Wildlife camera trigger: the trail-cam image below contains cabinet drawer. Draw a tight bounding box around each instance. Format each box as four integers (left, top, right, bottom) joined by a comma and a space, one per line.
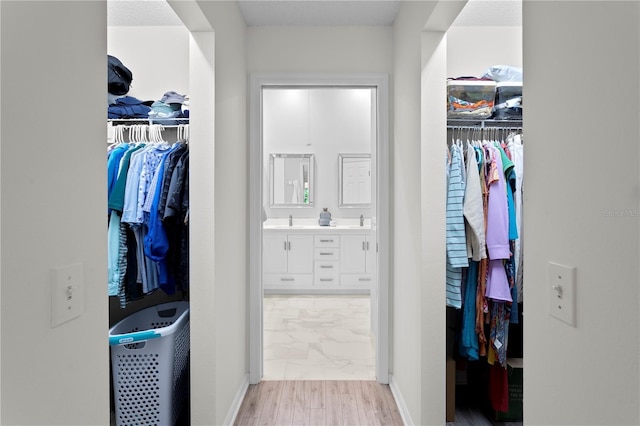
314, 248, 339, 261
263, 274, 313, 286
314, 235, 339, 248
340, 274, 374, 287
314, 261, 340, 285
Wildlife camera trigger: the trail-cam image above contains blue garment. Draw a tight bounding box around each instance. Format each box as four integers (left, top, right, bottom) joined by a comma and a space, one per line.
107, 212, 121, 296
460, 260, 480, 360
108, 96, 151, 119
497, 144, 518, 240
138, 144, 173, 225
144, 145, 183, 295
446, 145, 468, 266
107, 145, 129, 202
446, 144, 468, 308
121, 146, 149, 224
144, 148, 176, 262
108, 144, 144, 213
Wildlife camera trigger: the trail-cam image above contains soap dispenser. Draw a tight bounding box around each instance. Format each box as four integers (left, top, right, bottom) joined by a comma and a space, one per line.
318, 208, 332, 226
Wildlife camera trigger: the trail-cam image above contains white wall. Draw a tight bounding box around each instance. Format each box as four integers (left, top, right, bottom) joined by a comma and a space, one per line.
391, 2, 444, 425
446, 26, 522, 78
263, 88, 373, 219
247, 26, 393, 74
523, 2, 639, 424
0, 2, 109, 424
108, 26, 189, 102
195, 2, 248, 425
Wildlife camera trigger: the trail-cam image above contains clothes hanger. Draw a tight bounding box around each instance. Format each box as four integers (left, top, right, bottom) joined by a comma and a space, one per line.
113, 125, 125, 145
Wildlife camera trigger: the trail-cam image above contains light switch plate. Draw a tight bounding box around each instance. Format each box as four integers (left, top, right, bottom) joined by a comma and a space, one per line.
51, 263, 83, 327
548, 262, 576, 327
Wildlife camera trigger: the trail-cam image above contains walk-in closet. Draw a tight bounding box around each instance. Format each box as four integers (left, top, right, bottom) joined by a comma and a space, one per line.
445, 2, 524, 424
107, 5, 192, 425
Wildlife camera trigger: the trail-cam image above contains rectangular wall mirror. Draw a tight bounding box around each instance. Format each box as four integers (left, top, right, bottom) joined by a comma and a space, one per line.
270, 153, 314, 207
339, 153, 372, 207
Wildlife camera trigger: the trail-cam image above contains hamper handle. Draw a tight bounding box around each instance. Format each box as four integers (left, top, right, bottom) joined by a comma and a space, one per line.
109, 329, 163, 346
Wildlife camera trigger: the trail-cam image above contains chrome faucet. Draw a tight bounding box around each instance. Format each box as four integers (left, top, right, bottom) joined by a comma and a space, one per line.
360, 215, 364, 227
289, 214, 293, 227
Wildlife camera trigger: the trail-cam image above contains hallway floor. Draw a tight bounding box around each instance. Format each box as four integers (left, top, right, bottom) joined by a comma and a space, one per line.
263, 295, 375, 380
234, 380, 403, 426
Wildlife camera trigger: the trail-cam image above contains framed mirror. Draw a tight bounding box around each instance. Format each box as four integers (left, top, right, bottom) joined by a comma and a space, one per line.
269, 153, 314, 207
339, 153, 372, 207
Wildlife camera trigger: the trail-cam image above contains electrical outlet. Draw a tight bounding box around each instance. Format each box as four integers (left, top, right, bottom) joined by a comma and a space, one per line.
51, 263, 83, 327
548, 262, 576, 327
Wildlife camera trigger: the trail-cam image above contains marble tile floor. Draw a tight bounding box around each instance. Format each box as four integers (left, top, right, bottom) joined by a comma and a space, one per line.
263, 295, 376, 381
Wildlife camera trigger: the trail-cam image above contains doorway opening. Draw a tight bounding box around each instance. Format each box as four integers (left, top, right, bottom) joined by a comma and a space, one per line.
249, 75, 390, 384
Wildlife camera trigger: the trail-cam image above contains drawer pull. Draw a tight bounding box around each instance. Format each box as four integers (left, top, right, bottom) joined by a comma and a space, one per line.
319, 239, 334, 243
281, 277, 295, 282
320, 252, 333, 256
358, 278, 372, 282
320, 278, 334, 282
320, 265, 333, 269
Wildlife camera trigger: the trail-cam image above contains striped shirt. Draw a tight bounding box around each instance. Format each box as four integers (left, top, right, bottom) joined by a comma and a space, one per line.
446, 144, 469, 308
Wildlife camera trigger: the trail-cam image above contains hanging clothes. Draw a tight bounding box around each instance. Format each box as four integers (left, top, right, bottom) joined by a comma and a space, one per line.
446, 127, 523, 357
106, 125, 190, 307
508, 134, 524, 303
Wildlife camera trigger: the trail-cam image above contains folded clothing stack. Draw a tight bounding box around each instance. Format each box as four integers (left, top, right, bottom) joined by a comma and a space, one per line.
108, 96, 152, 119
148, 91, 189, 125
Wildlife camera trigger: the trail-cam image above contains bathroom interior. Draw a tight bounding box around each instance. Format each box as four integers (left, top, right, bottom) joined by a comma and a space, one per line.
260, 86, 379, 380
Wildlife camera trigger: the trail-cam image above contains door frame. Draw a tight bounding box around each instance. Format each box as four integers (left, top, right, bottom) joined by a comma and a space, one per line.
248, 73, 390, 384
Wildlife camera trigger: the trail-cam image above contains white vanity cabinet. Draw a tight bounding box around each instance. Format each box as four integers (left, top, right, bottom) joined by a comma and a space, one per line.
263, 227, 374, 293
262, 233, 314, 286
339, 234, 376, 287
313, 235, 340, 286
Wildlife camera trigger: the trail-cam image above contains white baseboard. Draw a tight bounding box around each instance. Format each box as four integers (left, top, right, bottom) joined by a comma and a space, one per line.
223, 373, 250, 426
389, 374, 413, 426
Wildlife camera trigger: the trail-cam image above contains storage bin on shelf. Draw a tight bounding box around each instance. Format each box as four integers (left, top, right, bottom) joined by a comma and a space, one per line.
109, 301, 190, 426
492, 81, 523, 120
447, 79, 496, 119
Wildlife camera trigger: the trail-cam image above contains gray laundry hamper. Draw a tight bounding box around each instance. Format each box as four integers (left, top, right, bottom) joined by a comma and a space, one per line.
109, 301, 190, 426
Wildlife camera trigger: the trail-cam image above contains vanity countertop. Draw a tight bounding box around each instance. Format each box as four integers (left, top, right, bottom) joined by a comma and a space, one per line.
263, 224, 371, 232
263, 219, 372, 232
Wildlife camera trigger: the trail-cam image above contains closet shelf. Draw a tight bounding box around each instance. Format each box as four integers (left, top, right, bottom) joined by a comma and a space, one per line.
108, 118, 189, 127
447, 118, 522, 129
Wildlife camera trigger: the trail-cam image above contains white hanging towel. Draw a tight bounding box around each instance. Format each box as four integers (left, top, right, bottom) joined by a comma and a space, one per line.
291, 180, 300, 203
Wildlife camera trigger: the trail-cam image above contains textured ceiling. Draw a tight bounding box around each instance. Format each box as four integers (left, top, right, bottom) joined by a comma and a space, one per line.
107, 0, 521, 27
237, 1, 401, 26
107, 0, 184, 26
453, 0, 521, 26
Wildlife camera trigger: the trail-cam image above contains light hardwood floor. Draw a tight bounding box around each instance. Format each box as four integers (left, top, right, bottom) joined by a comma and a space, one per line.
234, 380, 404, 426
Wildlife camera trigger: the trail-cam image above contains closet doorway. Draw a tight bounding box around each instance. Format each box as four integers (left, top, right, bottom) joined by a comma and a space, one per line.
249, 75, 390, 384
444, 2, 524, 423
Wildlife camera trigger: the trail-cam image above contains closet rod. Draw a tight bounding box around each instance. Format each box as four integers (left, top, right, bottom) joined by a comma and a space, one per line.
447, 118, 522, 126
108, 118, 189, 122
109, 125, 189, 130
447, 125, 522, 131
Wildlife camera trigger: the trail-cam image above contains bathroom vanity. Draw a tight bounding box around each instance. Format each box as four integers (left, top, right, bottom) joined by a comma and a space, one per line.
262, 223, 375, 294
